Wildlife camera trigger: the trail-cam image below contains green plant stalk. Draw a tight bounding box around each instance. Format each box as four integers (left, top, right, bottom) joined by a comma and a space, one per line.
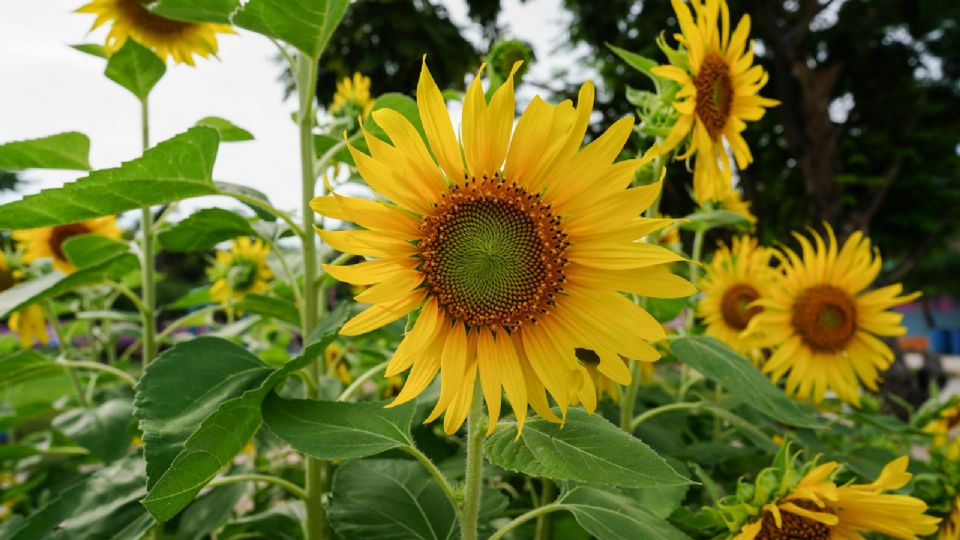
46, 302, 88, 408
139, 97, 157, 366
207, 473, 308, 500
461, 382, 485, 540
58, 359, 138, 388
400, 445, 461, 518
337, 360, 389, 402
488, 503, 567, 540
534, 479, 556, 540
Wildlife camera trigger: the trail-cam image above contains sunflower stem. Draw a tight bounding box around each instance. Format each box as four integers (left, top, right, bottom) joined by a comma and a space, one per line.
139, 97, 157, 367
534, 479, 556, 540
488, 503, 567, 540
207, 473, 307, 500
461, 381, 485, 540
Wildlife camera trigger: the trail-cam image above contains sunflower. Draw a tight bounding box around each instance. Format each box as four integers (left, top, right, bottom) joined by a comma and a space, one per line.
207, 237, 273, 306
731, 456, 939, 539
311, 59, 695, 435
698, 236, 776, 361
651, 0, 778, 204
1, 252, 51, 347
573, 349, 623, 404
330, 73, 376, 120
745, 226, 919, 404
13, 217, 122, 274
923, 399, 960, 447
716, 186, 757, 225
76, 0, 234, 66
942, 497, 960, 540
324, 341, 353, 385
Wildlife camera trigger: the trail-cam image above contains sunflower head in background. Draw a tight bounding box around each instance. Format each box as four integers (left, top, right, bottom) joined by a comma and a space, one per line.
76, 0, 234, 66
324, 341, 354, 386
716, 187, 757, 225
0, 251, 50, 348
920, 396, 960, 448
698, 235, 776, 362
311, 58, 696, 435
208, 237, 273, 306
651, 0, 778, 204
13, 216, 122, 274
330, 73, 376, 121
745, 225, 919, 405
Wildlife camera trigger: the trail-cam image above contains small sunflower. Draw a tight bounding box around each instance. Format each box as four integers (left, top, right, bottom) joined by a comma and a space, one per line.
207, 237, 273, 306
1, 253, 50, 347
312, 59, 695, 435
76, 0, 234, 66
698, 236, 776, 361
651, 0, 778, 203
942, 497, 960, 540
745, 226, 919, 404
330, 73, 375, 120
324, 341, 353, 385
923, 398, 960, 447
731, 456, 939, 539
716, 187, 757, 225
13, 217, 122, 273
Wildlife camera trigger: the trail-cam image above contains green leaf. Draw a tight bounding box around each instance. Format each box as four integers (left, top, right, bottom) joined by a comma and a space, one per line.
195, 116, 254, 142
328, 459, 458, 540
645, 297, 688, 323
314, 133, 354, 166
105, 39, 166, 100
7, 456, 155, 540
0, 253, 139, 318
262, 396, 415, 460
215, 181, 277, 222
220, 502, 304, 540
670, 337, 821, 428
0, 127, 219, 229
169, 483, 247, 540
680, 209, 751, 232
562, 486, 691, 540
71, 43, 108, 58
158, 208, 256, 252
63, 234, 130, 268
0, 350, 62, 390
365, 93, 426, 143
235, 294, 301, 327
233, 0, 349, 58
607, 44, 658, 78
0, 132, 91, 171
485, 408, 690, 488
149, 0, 239, 23
53, 398, 133, 462
168, 287, 212, 309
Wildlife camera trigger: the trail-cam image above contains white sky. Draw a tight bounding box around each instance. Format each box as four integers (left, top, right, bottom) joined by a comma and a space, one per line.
0, 1, 589, 224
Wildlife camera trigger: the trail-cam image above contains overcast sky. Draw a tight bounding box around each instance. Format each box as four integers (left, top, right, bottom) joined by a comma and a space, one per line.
0, 1, 589, 224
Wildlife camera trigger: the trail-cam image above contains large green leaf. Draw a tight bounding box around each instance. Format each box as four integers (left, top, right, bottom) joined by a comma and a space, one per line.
328, 459, 457, 540
158, 208, 256, 252
262, 396, 415, 460
235, 294, 301, 327
7, 456, 154, 540
0, 252, 139, 318
233, 0, 349, 58
215, 181, 277, 222
607, 44, 658, 81
0, 350, 61, 390
169, 483, 247, 540
195, 117, 254, 142
53, 398, 134, 463
0, 132, 91, 171
670, 337, 821, 428
0, 127, 220, 229
561, 486, 691, 540
149, 0, 239, 23
105, 39, 166, 101
63, 234, 130, 269
484, 409, 690, 488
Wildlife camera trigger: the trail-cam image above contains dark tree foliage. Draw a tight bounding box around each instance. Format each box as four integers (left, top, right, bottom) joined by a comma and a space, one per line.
556, 0, 960, 296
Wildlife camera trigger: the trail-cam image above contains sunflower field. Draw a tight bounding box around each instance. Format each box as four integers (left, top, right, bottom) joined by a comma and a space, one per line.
2, 1, 960, 539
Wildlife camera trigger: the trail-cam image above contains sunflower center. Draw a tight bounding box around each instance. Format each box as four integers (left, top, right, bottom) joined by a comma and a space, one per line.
694, 52, 734, 139
755, 503, 831, 539
226, 258, 259, 292
48, 223, 92, 261
419, 175, 568, 331
720, 283, 762, 330
0, 266, 14, 293
791, 285, 858, 352
121, 0, 195, 34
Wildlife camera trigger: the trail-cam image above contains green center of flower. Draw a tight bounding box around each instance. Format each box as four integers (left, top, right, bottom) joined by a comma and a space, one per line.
124, 0, 195, 34
791, 284, 858, 353
720, 283, 762, 330
49, 223, 92, 261
755, 502, 832, 540
419, 176, 568, 331
694, 52, 734, 140
226, 258, 259, 292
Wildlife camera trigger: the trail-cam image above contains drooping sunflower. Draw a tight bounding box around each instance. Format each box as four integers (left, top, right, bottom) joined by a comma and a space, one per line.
76, 0, 234, 66
1, 252, 50, 347
207, 237, 273, 306
923, 399, 960, 447
330, 73, 376, 120
312, 59, 695, 435
745, 226, 919, 404
698, 236, 777, 361
731, 456, 940, 539
13, 217, 123, 273
651, 0, 778, 204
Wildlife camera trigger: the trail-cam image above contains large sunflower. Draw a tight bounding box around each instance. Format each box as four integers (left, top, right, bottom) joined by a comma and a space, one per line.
732, 456, 940, 539
330, 73, 376, 120
312, 59, 695, 434
76, 0, 234, 66
745, 226, 918, 404
698, 235, 776, 361
651, 0, 778, 204
13, 217, 122, 274
207, 237, 273, 306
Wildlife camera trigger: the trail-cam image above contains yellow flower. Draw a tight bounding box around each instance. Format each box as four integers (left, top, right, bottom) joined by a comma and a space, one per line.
76, 0, 234, 66
13, 217, 122, 273
330, 73, 375, 120
651, 0, 778, 203
734, 456, 939, 539
924, 400, 960, 447
745, 226, 919, 404
311, 59, 695, 435
698, 236, 776, 361
572, 349, 623, 404
324, 342, 353, 385
208, 237, 273, 306
382, 375, 404, 399
716, 187, 757, 225
942, 497, 960, 540
9, 305, 50, 348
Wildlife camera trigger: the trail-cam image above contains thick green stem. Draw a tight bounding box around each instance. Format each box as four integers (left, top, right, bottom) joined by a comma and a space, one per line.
489, 503, 567, 540
139, 98, 157, 366
400, 445, 461, 518
207, 473, 308, 500
534, 479, 556, 540
58, 359, 138, 388
337, 360, 389, 402
461, 383, 485, 540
